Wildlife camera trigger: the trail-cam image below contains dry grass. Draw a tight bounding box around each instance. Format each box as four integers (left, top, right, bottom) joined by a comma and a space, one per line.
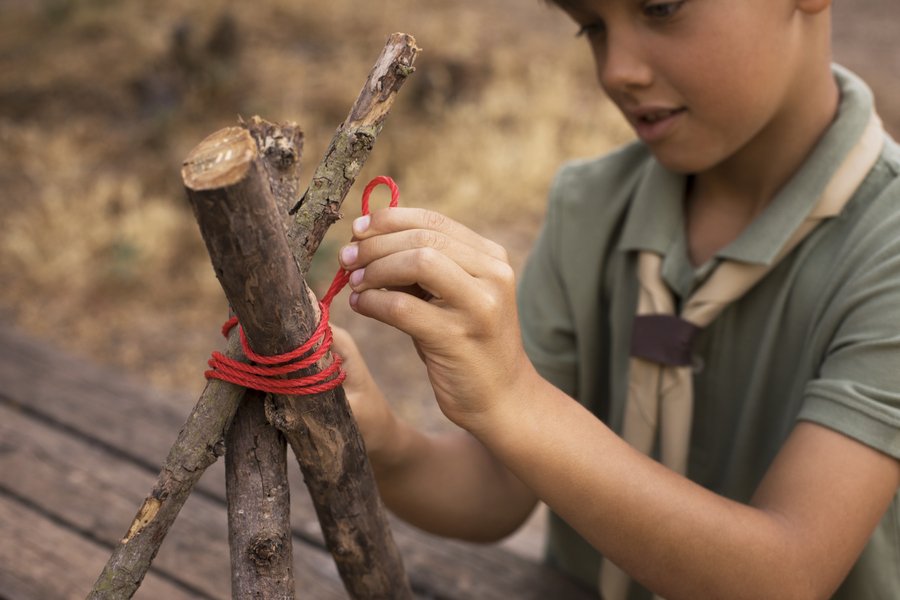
0, 0, 630, 409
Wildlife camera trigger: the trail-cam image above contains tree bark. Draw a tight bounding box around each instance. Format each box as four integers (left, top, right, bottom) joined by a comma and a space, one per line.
184, 126, 411, 599
87, 32, 419, 600
287, 32, 420, 274
226, 394, 294, 598
87, 344, 244, 600
224, 116, 303, 600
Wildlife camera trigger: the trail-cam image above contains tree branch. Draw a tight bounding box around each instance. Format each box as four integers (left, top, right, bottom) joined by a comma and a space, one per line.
224, 116, 304, 600
226, 393, 294, 598
287, 32, 420, 274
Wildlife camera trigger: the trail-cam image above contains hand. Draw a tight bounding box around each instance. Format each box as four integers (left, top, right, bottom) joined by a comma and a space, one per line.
330, 325, 404, 468
333, 325, 538, 539
338, 208, 537, 433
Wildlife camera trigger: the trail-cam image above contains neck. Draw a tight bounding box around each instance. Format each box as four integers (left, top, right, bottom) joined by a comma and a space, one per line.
685, 61, 839, 266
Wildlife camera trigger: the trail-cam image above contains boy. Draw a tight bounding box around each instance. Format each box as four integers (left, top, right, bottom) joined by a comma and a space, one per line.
333, 0, 900, 597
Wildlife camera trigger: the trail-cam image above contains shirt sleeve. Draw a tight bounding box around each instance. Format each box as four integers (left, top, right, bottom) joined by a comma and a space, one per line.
799, 183, 900, 459
517, 170, 580, 399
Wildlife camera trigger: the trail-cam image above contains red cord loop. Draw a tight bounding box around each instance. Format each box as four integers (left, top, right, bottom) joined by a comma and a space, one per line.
205, 176, 400, 395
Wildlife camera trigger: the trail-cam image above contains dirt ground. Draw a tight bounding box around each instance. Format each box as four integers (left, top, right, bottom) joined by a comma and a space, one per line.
1, 0, 898, 559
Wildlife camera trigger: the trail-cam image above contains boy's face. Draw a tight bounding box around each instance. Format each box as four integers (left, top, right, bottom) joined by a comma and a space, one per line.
558, 0, 819, 174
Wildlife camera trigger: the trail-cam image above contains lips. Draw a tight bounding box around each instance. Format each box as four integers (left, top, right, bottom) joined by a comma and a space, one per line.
637, 108, 684, 124
626, 106, 686, 143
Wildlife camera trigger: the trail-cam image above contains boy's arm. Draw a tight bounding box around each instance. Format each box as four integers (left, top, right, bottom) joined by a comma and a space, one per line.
373, 426, 538, 541
332, 327, 538, 542
342, 207, 900, 600
487, 377, 899, 600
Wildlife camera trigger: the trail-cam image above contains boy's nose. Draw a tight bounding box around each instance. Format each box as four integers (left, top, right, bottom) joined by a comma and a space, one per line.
597, 33, 654, 92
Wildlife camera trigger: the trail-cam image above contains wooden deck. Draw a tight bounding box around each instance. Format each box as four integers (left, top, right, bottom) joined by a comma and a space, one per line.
0, 326, 594, 600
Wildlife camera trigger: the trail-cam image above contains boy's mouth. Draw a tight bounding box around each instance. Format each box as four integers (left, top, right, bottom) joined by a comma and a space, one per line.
636, 108, 685, 124
629, 106, 686, 143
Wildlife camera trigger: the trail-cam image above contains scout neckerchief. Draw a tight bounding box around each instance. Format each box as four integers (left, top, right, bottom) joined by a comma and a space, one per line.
600, 112, 885, 600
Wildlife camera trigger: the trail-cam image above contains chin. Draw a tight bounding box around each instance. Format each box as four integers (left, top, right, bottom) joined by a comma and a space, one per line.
648, 149, 706, 175
645, 139, 727, 175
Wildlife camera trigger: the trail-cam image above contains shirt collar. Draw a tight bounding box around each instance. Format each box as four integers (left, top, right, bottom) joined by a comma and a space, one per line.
617, 64, 876, 267
617, 158, 685, 256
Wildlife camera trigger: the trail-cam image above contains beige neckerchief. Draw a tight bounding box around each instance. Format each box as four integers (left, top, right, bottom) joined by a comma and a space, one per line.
600, 113, 885, 600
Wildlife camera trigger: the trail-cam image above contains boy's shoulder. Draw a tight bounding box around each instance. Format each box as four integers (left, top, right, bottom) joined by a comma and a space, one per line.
854, 132, 900, 217
840, 133, 900, 253
538, 143, 657, 269
881, 133, 900, 176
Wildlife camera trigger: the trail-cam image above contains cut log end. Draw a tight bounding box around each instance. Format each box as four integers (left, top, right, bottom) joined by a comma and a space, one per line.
182, 126, 257, 190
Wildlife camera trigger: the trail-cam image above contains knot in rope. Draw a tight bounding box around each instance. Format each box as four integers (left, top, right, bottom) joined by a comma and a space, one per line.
205, 175, 400, 395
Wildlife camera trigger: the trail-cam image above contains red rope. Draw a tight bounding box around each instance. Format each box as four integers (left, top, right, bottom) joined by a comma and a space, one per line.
205, 176, 400, 395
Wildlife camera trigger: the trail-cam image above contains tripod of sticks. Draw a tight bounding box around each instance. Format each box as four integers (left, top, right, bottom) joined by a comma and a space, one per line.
88, 33, 420, 600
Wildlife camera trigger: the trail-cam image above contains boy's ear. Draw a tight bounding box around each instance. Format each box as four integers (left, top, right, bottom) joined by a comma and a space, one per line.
795, 0, 831, 15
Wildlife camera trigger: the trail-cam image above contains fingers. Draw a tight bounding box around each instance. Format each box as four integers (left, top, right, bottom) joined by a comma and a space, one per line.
348, 247, 478, 305
336, 206, 517, 354
350, 286, 455, 344
342, 227, 503, 282
331, 325, 389, 413
338, 208, 513, 309
348, 255, 516, 347
351, 207, 509, 264
330, 326, 368, 383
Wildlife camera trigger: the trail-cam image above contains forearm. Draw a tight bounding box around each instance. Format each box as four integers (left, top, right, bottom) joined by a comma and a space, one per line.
474, 371, 891, 600
371, 420, 538, 542
510, 413, 794, 599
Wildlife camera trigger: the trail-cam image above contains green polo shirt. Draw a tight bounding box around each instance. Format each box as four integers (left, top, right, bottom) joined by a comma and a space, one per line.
518, 65, 900, 598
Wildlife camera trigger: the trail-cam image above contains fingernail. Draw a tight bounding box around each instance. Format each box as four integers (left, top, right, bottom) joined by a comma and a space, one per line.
349, 292, 360, 309
353, 215, 370, 235
349, 268, 365, 287
340, 244, 358, 266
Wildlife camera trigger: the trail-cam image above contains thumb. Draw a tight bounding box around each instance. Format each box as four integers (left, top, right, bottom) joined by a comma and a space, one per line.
331, 325, 377, 393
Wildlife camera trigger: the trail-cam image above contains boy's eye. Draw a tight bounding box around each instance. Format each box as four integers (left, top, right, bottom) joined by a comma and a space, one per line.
642, 1, 685, 19
576, 21, 606, 39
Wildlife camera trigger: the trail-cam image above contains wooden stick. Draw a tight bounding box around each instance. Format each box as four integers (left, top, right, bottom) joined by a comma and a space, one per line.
184, 126, 411, 598
87, 33, 419, 599
87, 347, 244, 599
226, 393, 294, 598
89, 122, 303, 600
225, 117, 303, 599
287, 32, 420, 274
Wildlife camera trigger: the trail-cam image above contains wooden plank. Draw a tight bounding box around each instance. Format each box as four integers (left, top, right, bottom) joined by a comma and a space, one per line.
0, 494, 195, 600
0, 327, 595, 599
0, 327, 194, 474
0, 403, 345, 599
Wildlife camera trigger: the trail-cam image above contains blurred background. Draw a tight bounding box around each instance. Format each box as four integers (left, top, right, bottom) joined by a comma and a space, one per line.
0, 0, 897, 458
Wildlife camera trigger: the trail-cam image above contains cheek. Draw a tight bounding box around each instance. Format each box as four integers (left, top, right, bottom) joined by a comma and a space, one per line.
669, 39, 783, 130
661, 8, 790, 113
